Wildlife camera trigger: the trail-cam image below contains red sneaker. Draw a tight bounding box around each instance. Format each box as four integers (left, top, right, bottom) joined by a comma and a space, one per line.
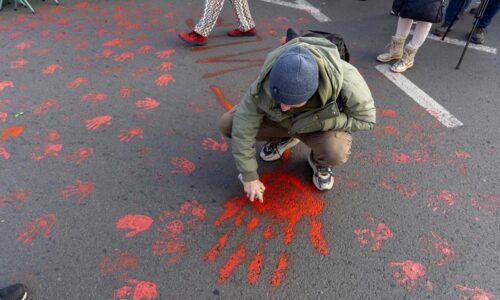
178, 31, 208, 46
227, 28, 257, 37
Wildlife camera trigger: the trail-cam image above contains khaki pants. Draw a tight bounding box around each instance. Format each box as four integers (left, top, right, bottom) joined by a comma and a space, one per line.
218, 107, 352, 167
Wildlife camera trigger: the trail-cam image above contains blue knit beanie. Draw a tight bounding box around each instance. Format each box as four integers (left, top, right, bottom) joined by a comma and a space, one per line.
269, 45, 319, 105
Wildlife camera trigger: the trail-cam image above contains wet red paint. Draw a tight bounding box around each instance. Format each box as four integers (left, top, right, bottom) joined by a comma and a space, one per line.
426, 190, 456, 214
389, 260, 432, 291
470, 193, 500, 213
116, 214, 154, 238
270, 252, 288, 287
210, 85, 234, 111
382, 174, 417, 199
202, 137, 228, 152
16, 214, 57, 245
0, 189, 32, 208
135, 97, 160, 110
61, 180, 95, 203
62, 147, 94, 164
99, 250, 138, 274
0, 126, 24, 143
354, 218, 393, 251
170, 157, 196, 174
86, 115, 112, 131
0, 112, 6, 123
455, 284, 496, 300
205, 169, 328, 286
115, 279, 157, 300
421, 231, 456, 266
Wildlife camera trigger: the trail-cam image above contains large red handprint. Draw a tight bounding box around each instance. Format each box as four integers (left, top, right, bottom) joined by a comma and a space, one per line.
115, 279, 157, 300
205, 169, 328, 286
16, 214, 57, 245
61, 180, 95, 203
116, 215, 154, 238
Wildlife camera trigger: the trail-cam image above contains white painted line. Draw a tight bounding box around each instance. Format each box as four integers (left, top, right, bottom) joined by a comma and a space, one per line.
410, 30, 497, 54
258, 0, 332, 22
375, 64, 463, 128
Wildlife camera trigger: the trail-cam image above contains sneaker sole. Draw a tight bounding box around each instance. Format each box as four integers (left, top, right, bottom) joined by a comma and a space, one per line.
260, 138, 300, 162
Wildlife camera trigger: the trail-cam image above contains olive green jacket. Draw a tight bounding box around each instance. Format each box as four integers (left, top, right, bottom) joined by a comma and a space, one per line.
232, 37, 376, 181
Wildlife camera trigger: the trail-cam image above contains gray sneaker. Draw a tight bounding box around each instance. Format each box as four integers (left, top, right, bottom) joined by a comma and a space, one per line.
260, 137, 300, 161
308, 153, 334, 191
471, 27, 486, 44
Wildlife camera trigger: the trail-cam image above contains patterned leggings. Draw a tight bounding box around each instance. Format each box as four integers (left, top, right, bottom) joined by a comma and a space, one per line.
194, 0, 255, 37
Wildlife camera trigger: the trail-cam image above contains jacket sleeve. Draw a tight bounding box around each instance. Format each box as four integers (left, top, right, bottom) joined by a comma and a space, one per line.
324, 62, 376, 132
231, 82, 266, 182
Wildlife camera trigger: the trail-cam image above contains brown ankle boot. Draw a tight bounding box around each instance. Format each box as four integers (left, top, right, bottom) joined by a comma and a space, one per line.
390, 45, 418, 73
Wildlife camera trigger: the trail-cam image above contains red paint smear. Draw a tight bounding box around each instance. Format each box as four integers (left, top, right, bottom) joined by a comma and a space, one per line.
455, 285, 496, 300
392, 152, 411, 164
16, 214, 57, 245
32, 99, 61, 115
384, 126, 399, 138
247, 241, 265, 284
155, 74, 175, 87
99, 250, 138, 273
0, 189, 32, 208
191, 36, 263, 52
0, 126, 24, 143
234, 210, 246, 226
158, 219, 184, 239
202, 137, 228, 152
61, 180, 95, 203
382, 109, 397, 118
421, 231, 455, 266
179, 200, 207, 219
245, 217, 259, 235
204, 227, 234, 262
203, 63, 262, 79
217, 242, 246, 283
135, 97, 160, 110
170, 156, 196, 174
214, 197, 246, 227
309, 218, 328, 254
115, 279, 157, 300
61, 147, 93, 164
210, 85, 234, 111
85, 115, 112, 131
382, 174, 417, 199
42, 64, 63, 74
0, 146, 11, 159
66, 77, 87, 89
156, 49, 175, 59
196, 47, 271, 63
426, 190, 456, 214
152, 239, 186, 263
116, 214, 154, 238
389, 260, 430, 291
470, 193, 500, 213
270, 252, 288, 287
118, 127, 144, 143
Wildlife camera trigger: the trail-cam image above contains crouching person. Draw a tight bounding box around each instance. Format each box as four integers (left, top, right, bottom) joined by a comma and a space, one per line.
219, 36, 376, 202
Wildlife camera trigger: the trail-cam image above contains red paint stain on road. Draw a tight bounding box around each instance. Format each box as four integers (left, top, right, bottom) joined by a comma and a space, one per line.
114, 52, 135, 62
426, 190, 457, 214
270, 252, 288, 287
31, 143, 63, 161
420, 231, 456, 266
86, 115, 112, 131
61, 180, 95, 203
0, 126, 24, 143
354, 218, 393, 251
81, 92, 108, 104
11, 58, 29, 69
118, 128, 144, 143
170, 157, 196, 174
61, 147, 94, 164
210, 85, 234, 111
16, 214, 57, 245
158, 62, 174, 72
154, 74, 175, 87
455, 284, 496, 300
389, 260, 432, 291
156, 49, 175, 59
32, 99, 61, 115
202, 137, 228, 152
382, 109, 397, 118
115, 279, 157, 300
382, 174, 417, 199
0, 146, 11, 159
135, 97, 160, 110
99, 250, 138, 274
218, 242, 246, 283
116, 215, 154, 238
119, 86, 133, 98
42, 64, 63, 74
470, 193, 500, 213
0, 189, 32, 208
66, 77, 88, 89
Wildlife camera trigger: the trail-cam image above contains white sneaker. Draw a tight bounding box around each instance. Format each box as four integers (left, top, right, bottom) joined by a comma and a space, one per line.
260, 137, 300, 161
308, 153, 334, 191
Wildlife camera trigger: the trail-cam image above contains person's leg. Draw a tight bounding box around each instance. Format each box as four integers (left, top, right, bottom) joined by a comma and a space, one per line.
391, 21, 432, 73
408, 21, 433, 49
478, 0, 500, 28
394, 17, 414, 39
376, 17, 412, 63
194, 0, 226, 37
444, 0, 472, 24
229, 0, 255, 32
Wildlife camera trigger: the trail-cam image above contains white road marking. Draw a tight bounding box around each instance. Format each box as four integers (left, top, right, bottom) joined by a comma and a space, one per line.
258, 0, 332, 22
375, 64, 464, 128
410, 30, 497, 54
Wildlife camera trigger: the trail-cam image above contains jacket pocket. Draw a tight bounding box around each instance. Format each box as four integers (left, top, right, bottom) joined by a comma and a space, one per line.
290, 101, 340, 134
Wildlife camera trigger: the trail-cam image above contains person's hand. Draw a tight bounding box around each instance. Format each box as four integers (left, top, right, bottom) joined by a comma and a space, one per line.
243, 180, 266, 203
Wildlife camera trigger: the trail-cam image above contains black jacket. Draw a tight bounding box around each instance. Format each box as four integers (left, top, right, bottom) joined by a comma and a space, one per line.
392, 0, 445, 23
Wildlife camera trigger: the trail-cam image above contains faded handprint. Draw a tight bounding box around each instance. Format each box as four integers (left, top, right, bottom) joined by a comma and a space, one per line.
116, 215, 154, 238
31, 143, 63, 161
61, 180, 95, 203
202, 137, 228, 152
156, 49, 175, 59
382, 174, 417, 199
0, 189, 32, 208
426, 190, 457, 214
99, 249, 138, 274
86, 115, 112, 131
119, 86, 133, 98
114, 52, 135, 62
137, 45, 153, 54
15, 40, 34, 49
66, 77, 88, 89
388, 260, 432, 291
114, 279, 157, 300
0, 145, 11, 159
470, 193, 500, 213
118, 128, 143, 143
42, 64, 63, 74
158, 62, 174, 72
152, 239, 186, 264
354, 217, 393, 251
154, 74, 175, 87
135, 97, 160, 110
16, 214, 57, 245
32, 99, 61, 115
95, 49, 114, 58
205, 170, 328, 286
420, 231, 456, 266
455, 285, 496, 300
61, 147, 94, 164
170, 157, 196, 174
80, 92, 108, 104
131, 67, 150, 77
0, 81, 15, 92
11, 58, 29, 69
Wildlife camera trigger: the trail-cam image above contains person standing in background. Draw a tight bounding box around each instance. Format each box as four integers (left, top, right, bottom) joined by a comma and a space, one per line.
178, 0, 256, 46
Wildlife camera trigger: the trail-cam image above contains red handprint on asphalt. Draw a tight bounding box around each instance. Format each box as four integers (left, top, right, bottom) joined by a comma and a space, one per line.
95, 49, 114, 58
80, 92, 108, 104
114, 52, 135, 62
16, 214, 57, 245
137, 45, 153, 54
382, 174, 417, 199
116, 215, 154, 238
354, 217, 393, 251
99, 249, 138, 274
32, 99, 61, 115
0, 145, 11, 159
425, 190, 457, 214
11, 58, 29, 69
135, 97, 160, 110
0, 189, 32, 208
119, 86, 133, 98
420, 231, 456, 266
66, 77, 88, 89
15, 40, 34, 49
42, 64, 63, 74
114, 279, 157, 300
86, 115, 112, 131
31, 143, 63, 161
204, 170, 328, 286
156, 49, 175, 59
61, 147, 94, 164
202, 137, 228, 152
158, 62, 174, 72
154, 74, 175, 87
388, 260, 432, 291
455, 284, 496, 300
118, 127, 144, 143
61, 180, 95, 203
0, 81, 15, 92
170, 157, 196, 174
